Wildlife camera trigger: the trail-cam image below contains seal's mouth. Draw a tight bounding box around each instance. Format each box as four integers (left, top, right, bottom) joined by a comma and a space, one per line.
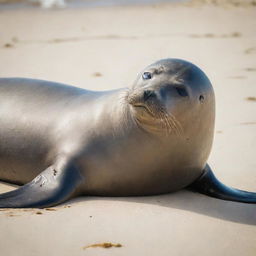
132, 103, 154, 117
132, 103, 145, 109
128, 91, 183, 136
128, 94, 154, 116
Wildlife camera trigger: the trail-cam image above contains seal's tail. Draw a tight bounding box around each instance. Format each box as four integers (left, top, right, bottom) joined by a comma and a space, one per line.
189, 164, 256, 204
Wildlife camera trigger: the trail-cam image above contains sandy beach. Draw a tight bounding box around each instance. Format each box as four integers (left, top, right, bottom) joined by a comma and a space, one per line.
0, 1, 256, 255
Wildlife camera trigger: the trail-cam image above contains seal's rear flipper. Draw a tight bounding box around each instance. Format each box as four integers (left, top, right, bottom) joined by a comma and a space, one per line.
0, 164, 82, 208
189, 164, 256, 204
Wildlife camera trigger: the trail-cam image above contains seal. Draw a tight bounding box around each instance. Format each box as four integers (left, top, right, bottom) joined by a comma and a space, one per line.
0, 58, 255, 208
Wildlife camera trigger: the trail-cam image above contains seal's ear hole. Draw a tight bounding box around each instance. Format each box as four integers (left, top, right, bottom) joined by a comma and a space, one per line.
199, 95, 204, 103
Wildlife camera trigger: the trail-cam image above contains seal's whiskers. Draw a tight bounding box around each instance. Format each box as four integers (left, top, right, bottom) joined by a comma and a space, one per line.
156, 106, 183, 137
167, 113, 183, 136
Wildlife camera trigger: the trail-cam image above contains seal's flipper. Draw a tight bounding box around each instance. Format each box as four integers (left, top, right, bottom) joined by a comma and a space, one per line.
0, 164, 82, 208
189, 164, 256, 203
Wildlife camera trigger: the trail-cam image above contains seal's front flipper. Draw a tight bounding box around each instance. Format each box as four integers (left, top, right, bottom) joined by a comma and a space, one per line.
189, 164, 256, 204
0, 164, 82, 208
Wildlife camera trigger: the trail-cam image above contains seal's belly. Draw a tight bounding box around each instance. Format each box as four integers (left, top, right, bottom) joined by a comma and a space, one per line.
84, 162, 201, 196
79, 145, 202, 196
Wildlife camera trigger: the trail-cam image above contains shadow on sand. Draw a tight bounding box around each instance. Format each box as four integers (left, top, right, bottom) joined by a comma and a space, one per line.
69, 190, 256, 225
1, 181, 255, 225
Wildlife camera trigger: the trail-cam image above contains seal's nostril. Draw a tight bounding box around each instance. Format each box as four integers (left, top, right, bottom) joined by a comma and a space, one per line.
143, 90, 155, 101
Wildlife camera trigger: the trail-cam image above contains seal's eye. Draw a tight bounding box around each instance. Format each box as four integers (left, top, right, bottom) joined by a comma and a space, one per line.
175, 86, 188, 97
142, 72, 152, 80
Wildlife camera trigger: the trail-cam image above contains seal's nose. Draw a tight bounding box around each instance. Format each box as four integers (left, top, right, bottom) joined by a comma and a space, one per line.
128, 89, 156, 106
143, 90, 155, 101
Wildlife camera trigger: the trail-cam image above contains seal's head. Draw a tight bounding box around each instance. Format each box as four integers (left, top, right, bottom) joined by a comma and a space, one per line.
128, 58, 215, 138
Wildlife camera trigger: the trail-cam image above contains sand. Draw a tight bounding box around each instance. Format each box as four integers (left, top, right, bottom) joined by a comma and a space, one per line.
0, 2, 256, 256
